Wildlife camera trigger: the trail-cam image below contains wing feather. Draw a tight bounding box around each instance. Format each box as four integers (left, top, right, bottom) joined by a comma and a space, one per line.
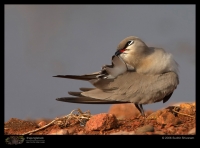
81, 71, 179, 104
56, 97, 129, 104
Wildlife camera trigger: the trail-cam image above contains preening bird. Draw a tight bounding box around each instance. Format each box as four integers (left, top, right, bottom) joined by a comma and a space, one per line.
53, 36, 179, 117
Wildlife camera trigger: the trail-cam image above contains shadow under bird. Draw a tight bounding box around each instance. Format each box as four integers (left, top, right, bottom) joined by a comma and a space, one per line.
53, 36, 179, 117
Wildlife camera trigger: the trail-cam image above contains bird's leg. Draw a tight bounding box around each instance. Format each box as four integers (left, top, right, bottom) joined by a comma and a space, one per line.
135, 104, 146, 118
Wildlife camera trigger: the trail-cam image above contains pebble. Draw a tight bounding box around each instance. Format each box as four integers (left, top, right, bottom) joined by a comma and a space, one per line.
48, 129, 69, 135
108, 104, 140, 119
180, 103, 193, 109
135, 125, 154, 134
67, 127, 76, 134
110, 130, 135, 135
156, 112, 180, 125
133, 121, 140, 126
147, 110, 163, 120
167, 126, 175, 134
85, 113, 118, 131
188, 127, 195, 135
77, 131, 86, 135
154, 131, 166, 135
179, 103, 195, 115
37, 121, 47, 127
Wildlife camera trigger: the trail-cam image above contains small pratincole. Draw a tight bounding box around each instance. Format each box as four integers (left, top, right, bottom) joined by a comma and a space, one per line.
53, 36, 179, 117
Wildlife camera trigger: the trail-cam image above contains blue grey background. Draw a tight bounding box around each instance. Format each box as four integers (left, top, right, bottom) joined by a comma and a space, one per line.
5, 5, 195, 121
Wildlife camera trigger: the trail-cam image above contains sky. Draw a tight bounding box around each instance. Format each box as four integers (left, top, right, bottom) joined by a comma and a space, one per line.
5, 5, 195, 122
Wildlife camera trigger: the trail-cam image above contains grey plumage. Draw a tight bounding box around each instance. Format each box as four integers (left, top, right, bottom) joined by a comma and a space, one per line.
56, 97, 129, 104
53, 36, 179, 116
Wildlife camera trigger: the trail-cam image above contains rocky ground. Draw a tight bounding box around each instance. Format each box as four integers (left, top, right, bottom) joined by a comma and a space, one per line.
4, 102, 196, 135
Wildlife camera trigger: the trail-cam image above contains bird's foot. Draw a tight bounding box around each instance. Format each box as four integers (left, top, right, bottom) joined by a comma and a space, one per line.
136, 113, 146, 119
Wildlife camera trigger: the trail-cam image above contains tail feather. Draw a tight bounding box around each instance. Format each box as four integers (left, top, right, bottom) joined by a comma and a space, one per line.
163, 92, 173, 103
68, 91, 82, 96
53, 74, 98, 81
56, 97, 129, 104
79, 87, 95, 91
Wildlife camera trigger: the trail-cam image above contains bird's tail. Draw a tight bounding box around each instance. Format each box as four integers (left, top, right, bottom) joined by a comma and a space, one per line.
56, 87, 129, 104
56, 96, 129, 104
53, 72, 99, 81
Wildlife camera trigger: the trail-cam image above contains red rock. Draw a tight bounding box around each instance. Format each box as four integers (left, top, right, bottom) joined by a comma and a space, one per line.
179, 103, 195, 115
67, 127, 76, 134
37, 121, 47, 127
167, 126, 175, 134
180, 103, 193, 109
156, 125, 163, 130
165, 123, 173, 128
146, 132, 154, 135
153, 131, 166, 135
110, 130, 135, 135
77, 131, 86, 135
162, 129, 167, 133
48, 129, 69, 135
156, 112, 180, 125
147, 110, 166, 120
188, 127, 195, 135
108, 104, 140, 119
48, 129, 57, 135
135, 125, 154, 134
149, 120, 157, 124
175, 129, 183, 135
85, 113, 118, 131
133, 121, 140, 126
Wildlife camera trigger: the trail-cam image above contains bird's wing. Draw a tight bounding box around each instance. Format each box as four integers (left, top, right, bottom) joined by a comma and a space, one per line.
80, 71, 179, 104
56, 97, 129, 104
53, 72, 100, 81
53, 55, 128, 89
56, 87, 129, 104
54, 55, 178, 105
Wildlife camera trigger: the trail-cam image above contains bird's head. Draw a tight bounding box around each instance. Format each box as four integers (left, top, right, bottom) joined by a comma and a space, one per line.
115, 36, 149, 68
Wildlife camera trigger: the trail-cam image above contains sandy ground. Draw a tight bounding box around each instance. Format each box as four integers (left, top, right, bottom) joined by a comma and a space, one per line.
4, 103, 196, 135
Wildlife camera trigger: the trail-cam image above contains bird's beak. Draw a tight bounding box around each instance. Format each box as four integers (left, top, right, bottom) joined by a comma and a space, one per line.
115, 49, 125, 56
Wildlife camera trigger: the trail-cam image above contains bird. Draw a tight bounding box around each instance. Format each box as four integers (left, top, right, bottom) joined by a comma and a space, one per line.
53, 36, 179, 117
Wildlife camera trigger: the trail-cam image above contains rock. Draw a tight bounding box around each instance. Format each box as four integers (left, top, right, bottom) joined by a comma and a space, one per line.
48, 129, 69, 135
4, 118, 39, 134
167, 126, 175, 134
180, 103, 194, 109
147, 110, 164, 120
145, 132, 154, 135
77, 131, 86, 135
188, 127, 196, 135
37, 121, 47, 127
162, 129, 167, 134
167, 102, 194, 107
110, 130, 135, 135
175, 128, 184, 135
108, 103, 140, 119
179, 103, 195, 115
67, 127, 76, 134
133, 121, 140, 126
153, 131, 166, 135
48, 129, 59, 135
146, 131, 165, 135
85, 113, 118, 131
156, 112, 180, 125
135, 125, 154, 134
57, 129, 69, 135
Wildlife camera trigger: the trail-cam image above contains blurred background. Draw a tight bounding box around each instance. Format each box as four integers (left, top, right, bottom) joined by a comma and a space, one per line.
5, 5, 195, 121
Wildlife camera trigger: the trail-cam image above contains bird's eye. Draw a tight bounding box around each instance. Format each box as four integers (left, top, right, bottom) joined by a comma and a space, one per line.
124, 40, 134, 49
127, 40, 134, 46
